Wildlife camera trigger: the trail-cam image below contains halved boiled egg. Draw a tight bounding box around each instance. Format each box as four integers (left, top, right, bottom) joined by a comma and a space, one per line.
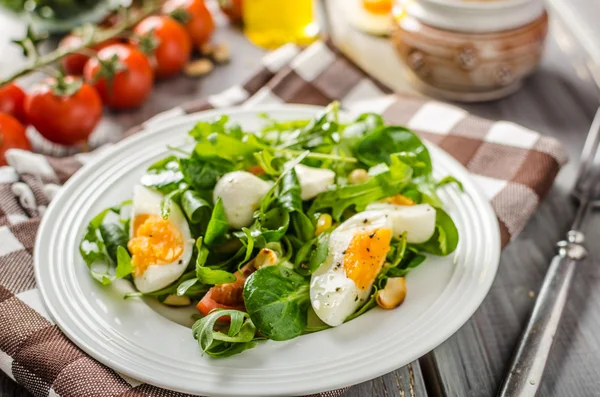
345, 0, 393, 36
310, 203, 437, 326
128, 185, 194, 293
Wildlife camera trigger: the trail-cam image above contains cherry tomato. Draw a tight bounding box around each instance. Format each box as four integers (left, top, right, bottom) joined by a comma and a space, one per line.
163, 0, 215, 48
218, 0, 243, 24
59, 35, 120, 76
0, 83, 27, 125
196, 263, 255, 321
84, 44, 154, 110
0, 113, 30, 166
24, 76, 102, 146
133, 15, 192, 79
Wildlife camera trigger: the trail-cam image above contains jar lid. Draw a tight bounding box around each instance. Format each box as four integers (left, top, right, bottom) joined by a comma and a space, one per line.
395, 0, 545, 33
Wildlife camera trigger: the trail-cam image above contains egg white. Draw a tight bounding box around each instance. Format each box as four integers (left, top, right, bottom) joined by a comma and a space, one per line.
345, 0, 393, 36
366, 203, 437, 243
130, 185, 194, 293
310, 204, 438, 326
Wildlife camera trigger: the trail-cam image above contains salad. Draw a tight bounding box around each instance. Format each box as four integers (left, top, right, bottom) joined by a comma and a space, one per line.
79, 102, 460, 358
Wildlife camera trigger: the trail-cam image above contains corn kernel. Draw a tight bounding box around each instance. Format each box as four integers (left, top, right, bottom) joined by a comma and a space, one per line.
384, 194, 415, 206
348, 168, 370, 184
315, 213, 332, 236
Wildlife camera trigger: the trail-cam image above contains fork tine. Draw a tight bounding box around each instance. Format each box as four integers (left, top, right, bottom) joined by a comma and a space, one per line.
574, 107, 600, 197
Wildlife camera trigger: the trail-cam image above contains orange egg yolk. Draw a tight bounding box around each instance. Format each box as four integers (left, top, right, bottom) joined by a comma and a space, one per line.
343, 228, 392, 290
362, 0, 393, 14
127, 214, 184, 277
384, 194, 415, 206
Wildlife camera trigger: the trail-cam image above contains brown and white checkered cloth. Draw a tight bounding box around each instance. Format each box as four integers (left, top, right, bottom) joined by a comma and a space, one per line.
0, 41, 567, 397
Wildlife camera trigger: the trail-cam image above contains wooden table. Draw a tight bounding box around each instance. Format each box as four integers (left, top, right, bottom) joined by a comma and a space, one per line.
1, 1, 599, 396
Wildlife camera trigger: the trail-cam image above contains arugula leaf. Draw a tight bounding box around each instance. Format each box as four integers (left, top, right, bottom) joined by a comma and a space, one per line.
80, 203, 131, 286
414, 208, 459, 256
243, 266, 310, 341
181, 190, 212, 224
196, 267, 237, 285
436, 176, 464, 191
309, 156, 413, 220
253, 150, 281, 175
192, 309, 257, 358
194, 133, 262, 163
204, 198, 229, 246
115, 246, 135, 279
291, 211, 315, 242
140, 156, 185, 194
189, 116, 243, 140
356, 126, 432, 177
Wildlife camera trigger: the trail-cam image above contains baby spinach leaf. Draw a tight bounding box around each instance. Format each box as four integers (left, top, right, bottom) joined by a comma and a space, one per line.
192, 309, 257, 358
243, 266, 310, 341
204, 198, 229, 246
115, 246, 134, 279
197, 267, 237, 285
160, 188, 184, 220
356, 126, 432, 176
309, 157, 413, 220
140, 156, 185, 194
99, 222, 128, 263
278, 168, 302, 212
291, 211, 315, 242
244, 207, 290, 243
181, 190, 212, 224
414, 208, 459, 256
387, 251, 427, 277
179, 157, 232, 191
294, 231, 330, 276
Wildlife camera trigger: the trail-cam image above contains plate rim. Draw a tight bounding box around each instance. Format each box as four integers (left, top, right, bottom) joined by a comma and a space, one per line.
34, 104, 501, 396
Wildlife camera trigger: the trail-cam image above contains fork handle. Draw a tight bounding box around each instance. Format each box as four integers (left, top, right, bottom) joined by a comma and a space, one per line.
497, 231, 587, 397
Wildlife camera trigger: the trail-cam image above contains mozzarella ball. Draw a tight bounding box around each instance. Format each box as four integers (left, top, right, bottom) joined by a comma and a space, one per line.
213, 171, 272, 229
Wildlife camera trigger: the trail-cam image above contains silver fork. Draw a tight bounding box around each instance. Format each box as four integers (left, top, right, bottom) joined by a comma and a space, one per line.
497, 107, 600, 397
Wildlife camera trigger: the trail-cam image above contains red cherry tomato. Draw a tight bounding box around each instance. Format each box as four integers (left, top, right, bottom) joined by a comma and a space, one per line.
0, 113, 31, 166
196, 263, 255, 321
218, 0, 243, 24
133, 15, 192, 79
163, 0, 215, 48
24, 76, 102, 146
59, 35, 120, 76
84, 44, 154, 110
0, 83, 27, 125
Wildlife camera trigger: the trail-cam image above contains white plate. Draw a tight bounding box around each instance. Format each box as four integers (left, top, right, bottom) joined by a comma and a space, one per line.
35, 105, 500, 397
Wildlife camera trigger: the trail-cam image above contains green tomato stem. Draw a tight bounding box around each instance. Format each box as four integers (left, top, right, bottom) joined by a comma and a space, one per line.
0, 1, 162, 86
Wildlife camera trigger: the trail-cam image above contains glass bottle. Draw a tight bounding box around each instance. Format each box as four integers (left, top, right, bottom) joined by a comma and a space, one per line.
243, 0, 319, 49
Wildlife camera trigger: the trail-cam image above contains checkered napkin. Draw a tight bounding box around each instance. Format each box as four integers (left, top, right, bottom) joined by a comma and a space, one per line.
0, 41, 567, 397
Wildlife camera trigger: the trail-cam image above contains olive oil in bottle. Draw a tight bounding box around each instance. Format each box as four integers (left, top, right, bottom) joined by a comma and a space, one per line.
243, 0, 319, 49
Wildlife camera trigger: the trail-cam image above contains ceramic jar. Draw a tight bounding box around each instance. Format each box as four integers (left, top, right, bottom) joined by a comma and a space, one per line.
391, 0, 548, 102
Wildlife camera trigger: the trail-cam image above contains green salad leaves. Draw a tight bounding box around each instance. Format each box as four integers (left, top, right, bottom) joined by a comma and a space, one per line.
80, 102, 464, 360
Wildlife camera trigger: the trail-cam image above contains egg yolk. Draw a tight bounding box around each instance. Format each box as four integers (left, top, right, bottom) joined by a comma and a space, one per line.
362, 0, 392, 14
127, 214, 184, 277
343, 228, 392, 290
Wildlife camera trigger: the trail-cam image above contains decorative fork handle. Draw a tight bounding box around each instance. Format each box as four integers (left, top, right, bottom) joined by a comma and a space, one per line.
497, 230, 587, 397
